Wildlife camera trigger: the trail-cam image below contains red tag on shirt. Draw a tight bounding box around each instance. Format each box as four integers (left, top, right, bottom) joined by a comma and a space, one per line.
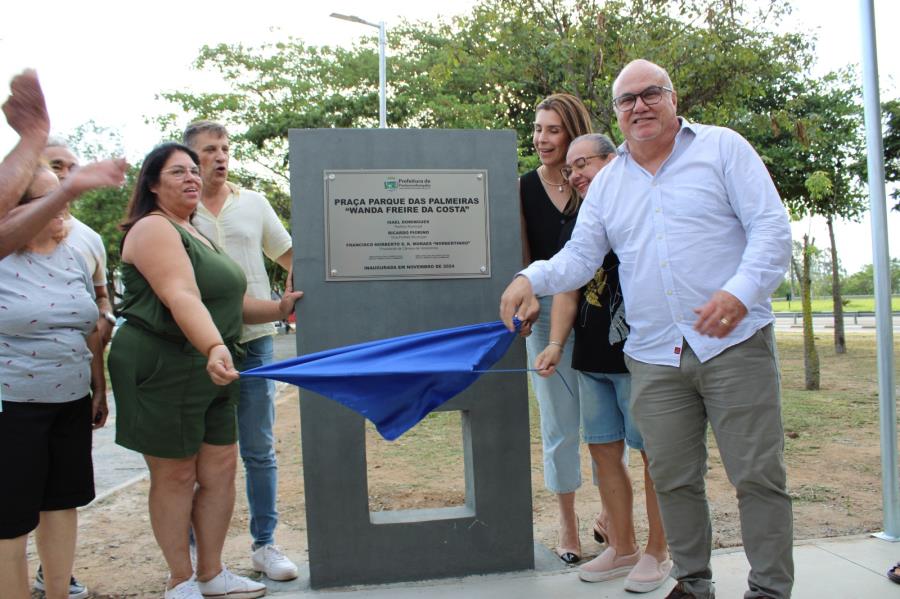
673, 346, 681, 355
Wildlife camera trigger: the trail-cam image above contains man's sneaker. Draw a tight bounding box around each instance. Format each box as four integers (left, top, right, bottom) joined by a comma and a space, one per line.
34, 566, 89, 599
165, 575, 203, 599
197, 567, 266, 599
664, 582, 699, 598
251, 544, 299, 581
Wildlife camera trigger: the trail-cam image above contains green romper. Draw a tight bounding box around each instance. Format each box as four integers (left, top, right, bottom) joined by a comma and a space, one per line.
109, 220, 247, 458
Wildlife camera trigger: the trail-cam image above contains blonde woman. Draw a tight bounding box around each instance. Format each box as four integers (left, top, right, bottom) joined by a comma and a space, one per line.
519, 93, 592, 564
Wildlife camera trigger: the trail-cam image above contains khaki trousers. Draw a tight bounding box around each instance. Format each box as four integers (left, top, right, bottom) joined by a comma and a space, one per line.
626, 325, 793, 599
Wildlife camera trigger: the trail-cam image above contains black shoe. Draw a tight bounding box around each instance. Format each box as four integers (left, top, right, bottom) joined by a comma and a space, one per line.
34, 565, 89, 599
889, 562, 900, 584
665, 582, 697, 599
555, 549, 581, 564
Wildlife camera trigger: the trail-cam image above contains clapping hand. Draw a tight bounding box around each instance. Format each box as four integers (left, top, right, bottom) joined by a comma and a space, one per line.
63, 158, 128, 197
3, 69, 49, 140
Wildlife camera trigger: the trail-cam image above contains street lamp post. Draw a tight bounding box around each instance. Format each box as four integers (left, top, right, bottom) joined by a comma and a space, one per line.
330, 12, 387, 128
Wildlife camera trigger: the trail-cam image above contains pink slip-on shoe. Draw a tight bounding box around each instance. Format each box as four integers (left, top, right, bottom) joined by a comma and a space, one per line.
624, 553, 674, 593
578, 546, 641, 582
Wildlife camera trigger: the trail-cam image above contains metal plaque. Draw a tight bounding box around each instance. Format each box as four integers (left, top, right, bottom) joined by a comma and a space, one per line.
324, 170, 490, 281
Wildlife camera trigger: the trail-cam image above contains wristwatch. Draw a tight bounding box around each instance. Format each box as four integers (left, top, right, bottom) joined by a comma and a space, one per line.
101, 311, 116, 325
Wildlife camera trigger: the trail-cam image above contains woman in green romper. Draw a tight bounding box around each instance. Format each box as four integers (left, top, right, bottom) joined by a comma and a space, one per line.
108, 143, 302, 599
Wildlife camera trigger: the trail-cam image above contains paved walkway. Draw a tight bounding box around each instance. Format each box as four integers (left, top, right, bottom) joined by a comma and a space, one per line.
773, 312, 900, 332
91, 330, 900, 597
262, 535, 900, 598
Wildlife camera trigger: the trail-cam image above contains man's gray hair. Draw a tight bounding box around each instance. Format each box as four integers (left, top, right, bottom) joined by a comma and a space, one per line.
183, 120, 229, 148
571, 133, 616, 156
45, 136, 71, 150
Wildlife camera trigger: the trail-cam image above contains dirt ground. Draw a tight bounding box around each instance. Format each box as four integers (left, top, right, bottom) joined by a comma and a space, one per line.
31, 333, 887, 598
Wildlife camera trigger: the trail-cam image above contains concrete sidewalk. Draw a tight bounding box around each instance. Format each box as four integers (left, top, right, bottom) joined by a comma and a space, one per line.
261, 535, 899, 598
92, 331, 900, 597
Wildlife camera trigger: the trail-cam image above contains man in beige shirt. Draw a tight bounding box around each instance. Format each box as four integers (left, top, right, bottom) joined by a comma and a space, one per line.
185, 121, 298, 582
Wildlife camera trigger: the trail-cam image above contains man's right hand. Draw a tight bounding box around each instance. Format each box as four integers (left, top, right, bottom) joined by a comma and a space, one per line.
499, 275, 540, 336
3, 69, 49, 140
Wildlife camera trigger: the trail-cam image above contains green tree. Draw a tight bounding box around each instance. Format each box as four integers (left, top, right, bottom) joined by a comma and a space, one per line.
155, 0, 812, 180
882, 98, 900, 211
63, 122, 136, 305
799, 234, 819, 390
744, 71, 866, 354
842, 260, 900, 295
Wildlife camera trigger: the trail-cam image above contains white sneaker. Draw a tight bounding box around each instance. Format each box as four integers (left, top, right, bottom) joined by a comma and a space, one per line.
251, 544, 299, 581
197, 567, 266, 599
165, 576, 203, 599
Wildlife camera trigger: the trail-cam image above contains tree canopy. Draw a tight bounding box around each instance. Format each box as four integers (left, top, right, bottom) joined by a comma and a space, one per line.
156, 0, 815, 184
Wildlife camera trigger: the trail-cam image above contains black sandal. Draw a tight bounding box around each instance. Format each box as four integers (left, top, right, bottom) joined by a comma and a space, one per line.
887, 562, 900, 584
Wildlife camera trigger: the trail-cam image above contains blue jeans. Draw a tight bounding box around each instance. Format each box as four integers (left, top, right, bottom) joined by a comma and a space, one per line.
525, 296, 582, 494
238, 335, 278, 548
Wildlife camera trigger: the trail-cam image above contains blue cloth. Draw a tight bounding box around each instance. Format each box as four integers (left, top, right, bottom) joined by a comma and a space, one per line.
241, 320, 517, 440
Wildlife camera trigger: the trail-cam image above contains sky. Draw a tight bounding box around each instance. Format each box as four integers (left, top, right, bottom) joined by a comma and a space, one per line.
1, 0, 897, 274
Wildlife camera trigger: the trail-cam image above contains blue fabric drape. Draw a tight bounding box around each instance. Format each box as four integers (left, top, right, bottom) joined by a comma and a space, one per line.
241, 320, 517, 440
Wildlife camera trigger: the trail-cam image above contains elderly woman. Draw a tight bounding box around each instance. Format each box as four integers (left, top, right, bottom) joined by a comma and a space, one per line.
519, 93, 593, 564
0, 161, 124, 599
107, 143, 301, 599
535, 133, 672, 593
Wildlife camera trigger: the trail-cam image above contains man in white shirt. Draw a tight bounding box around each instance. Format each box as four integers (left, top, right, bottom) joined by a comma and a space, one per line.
500, 60, 793, 599
43, 141, 115, 344
185, 121, 299, 582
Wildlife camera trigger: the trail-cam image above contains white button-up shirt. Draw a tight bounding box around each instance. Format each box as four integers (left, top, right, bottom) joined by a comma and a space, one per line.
521, 119, 791, 366
194, 184, 292, 343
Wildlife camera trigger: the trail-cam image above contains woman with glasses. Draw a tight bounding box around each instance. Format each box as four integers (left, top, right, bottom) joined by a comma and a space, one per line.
108, 143, 301, 599
0, 161, 124, 599
519, 93, 593, 564
535, 133, 672, 593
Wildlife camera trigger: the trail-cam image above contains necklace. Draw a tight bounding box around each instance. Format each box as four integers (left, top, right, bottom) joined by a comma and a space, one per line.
537, 165, 567, 193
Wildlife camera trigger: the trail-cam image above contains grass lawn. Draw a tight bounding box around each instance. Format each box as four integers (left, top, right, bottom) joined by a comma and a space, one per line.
377, 331, 897, 455
364, 330, 896, 548
771, 296, 900, 313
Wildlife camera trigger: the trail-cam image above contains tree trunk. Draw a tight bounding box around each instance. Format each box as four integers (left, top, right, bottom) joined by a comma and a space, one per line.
826, 215, 846, 354
106, 265, 118, 309
802, 234, 820, 390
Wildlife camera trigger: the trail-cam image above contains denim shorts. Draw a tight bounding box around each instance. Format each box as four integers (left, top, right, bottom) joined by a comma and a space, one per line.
578, 370, 643, 450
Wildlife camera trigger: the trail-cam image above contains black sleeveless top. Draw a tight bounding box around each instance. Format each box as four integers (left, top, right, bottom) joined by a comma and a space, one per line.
558, 219, 628, 374
520, 169, 576, 261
